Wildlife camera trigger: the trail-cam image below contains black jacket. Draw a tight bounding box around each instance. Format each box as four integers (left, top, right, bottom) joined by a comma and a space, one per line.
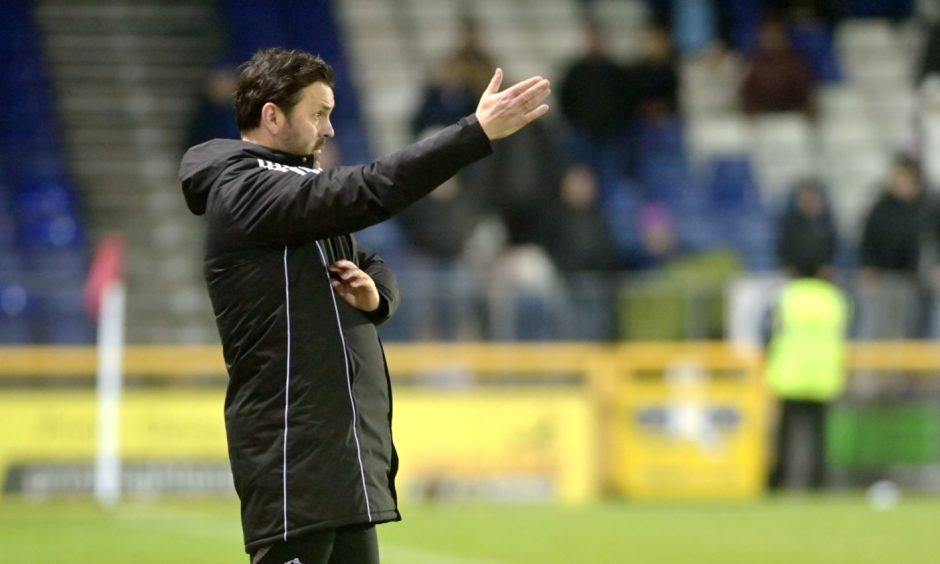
860, 191, 927, 274
178, 116, 491, 553
776, 214, 836, 277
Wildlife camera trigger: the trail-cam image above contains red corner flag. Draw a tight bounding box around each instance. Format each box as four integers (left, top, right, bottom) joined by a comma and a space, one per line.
84, 235, 125, 321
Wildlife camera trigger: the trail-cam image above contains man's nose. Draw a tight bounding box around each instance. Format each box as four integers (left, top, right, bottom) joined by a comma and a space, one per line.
320, 118, 335, 139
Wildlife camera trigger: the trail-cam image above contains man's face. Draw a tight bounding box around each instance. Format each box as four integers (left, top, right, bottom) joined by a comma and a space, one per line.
280, 81, 335, 159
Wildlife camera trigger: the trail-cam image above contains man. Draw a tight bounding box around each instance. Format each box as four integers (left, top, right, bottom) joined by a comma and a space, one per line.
178, 48, 549, 563
765, 273, 849, 490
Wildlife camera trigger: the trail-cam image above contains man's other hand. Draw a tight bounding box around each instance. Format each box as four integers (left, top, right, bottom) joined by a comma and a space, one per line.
475, 68, 551, 140
329, 260, 380, 312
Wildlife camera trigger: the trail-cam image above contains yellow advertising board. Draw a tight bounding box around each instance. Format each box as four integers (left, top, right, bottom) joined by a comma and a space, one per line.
608, 347, 768, 500
0, 388, 596, 503
394, 390, 597, 504
0, 390, 230, 497
1, 390, 228, 463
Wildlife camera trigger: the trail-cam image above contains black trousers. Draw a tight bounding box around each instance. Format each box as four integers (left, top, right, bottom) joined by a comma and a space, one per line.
769, 399, 828, 490
251, 525, 379, 564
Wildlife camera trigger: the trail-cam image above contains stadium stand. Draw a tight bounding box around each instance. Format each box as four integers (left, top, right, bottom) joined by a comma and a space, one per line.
34, 0, 224, 344
0, 0, 91, 343
11, 0, 936, 343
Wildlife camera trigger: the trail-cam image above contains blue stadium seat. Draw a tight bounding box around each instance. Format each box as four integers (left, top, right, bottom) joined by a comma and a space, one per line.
22, 250, 88, 292
12, 179, 78, 221
840, 0, 913, 18
638, 155, 692, 203
0, 248, 21, 279
36, 290, 94, 344
16, 215, 85, 251
0, 281, 36, 344
0, 0, 85, 344
722, 213, 777, 271
603, 179, 645, 261
675, 206, 725, 252
790, 25, 843, 83
705, 157, 762, 211
0, 208, 14, 241
723, 0, 767, 52
635, 118, 686, 156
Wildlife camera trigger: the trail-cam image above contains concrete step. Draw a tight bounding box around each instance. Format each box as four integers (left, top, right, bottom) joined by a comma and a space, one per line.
36, 0, 233, 343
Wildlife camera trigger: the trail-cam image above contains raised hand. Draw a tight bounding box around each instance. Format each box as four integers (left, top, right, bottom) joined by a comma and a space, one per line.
328, 260, 380, 312
475, 68, 551, 140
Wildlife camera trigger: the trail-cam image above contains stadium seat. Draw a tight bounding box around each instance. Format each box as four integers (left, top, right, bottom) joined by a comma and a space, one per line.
687, 115, 749, 165
12, 180, 78, 222
36, 290, 94, 344
0, 281, 36, 344
0, 1, 87, 344
789, 24, 843, 83
0, 209, 15, 246
705, 157, 762, 210
723, 0, 766, 52
638, 155, 692, 203
674, 203, 725, 252
0, 248, 21, 280
635, 118, 686, 157
603, 179, 645, 260
819, 115, 881, 159
723, 213, 777, 271
747, 114, 817, 200
22, 248, 88, 287
839, 0, 914, 19
748, 114, 814, 164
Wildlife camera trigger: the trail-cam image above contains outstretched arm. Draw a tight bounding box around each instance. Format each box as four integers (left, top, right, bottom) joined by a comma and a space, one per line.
203, 74, 552, 246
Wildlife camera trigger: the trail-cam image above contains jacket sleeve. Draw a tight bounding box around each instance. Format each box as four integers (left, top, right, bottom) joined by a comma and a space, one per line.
356, 241, 400, 325
215, 115, 492, 246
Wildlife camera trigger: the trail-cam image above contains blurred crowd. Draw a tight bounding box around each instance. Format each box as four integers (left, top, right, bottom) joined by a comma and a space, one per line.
180, 0, 940, 342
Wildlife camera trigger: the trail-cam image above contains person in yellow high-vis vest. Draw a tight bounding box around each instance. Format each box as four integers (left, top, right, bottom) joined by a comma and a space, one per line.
765, 276, 849, 489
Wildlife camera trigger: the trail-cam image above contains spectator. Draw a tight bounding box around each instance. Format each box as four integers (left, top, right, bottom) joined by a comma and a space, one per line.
918, 21, 940, 86
183, 64, 240, 151
765, 275, 849, 490
449, 16, 497, 95
859, 156, 928, 277
645, 0, 735, 57
398, 172, 484, 340
559, 21, 632, 188
410, 59, 479, 138
410, 16, 495, 137
628, 25, 680, 121
628, 202, 681, 270
541, 165, 619, 274
776, 179, 837, 279
739, 18, 818, 117
482, 118, 565, 247
541, 165, 621, 340
857, 156, 932, 338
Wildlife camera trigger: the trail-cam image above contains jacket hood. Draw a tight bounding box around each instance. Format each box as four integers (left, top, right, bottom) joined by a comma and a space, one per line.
179, 139, 316, 215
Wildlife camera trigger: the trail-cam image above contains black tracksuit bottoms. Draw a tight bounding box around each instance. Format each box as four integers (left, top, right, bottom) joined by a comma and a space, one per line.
251, 525, 380, 564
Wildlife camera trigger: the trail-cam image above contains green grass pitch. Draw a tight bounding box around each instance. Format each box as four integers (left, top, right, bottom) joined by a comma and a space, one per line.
2, 496, 939, 563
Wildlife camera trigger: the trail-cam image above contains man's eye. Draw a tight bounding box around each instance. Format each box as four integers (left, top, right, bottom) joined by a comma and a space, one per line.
314, 112, 322, 120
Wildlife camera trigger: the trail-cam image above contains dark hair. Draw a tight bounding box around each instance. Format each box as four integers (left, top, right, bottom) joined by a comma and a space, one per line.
894, 153, 922, 177
234, 48, 334, 132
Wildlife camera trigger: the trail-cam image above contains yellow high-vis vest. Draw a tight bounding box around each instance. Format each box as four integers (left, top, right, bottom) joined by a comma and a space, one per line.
766, 278, 849, 401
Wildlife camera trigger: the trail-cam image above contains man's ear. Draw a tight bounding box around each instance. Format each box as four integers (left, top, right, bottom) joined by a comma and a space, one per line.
260, 102, 282, 135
